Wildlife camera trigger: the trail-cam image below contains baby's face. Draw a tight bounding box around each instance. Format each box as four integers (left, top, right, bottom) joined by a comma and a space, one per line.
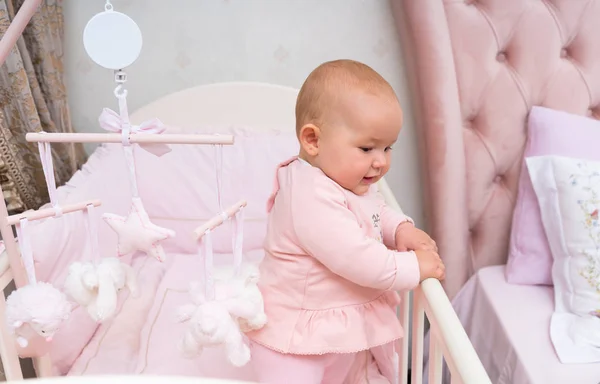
316, 91, 402, 195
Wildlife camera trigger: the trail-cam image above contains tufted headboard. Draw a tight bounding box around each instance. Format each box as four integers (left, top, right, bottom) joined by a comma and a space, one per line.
392, 0, 600, 298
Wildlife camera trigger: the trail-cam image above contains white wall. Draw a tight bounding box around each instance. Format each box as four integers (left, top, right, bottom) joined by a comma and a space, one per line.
63, 0, 425, 228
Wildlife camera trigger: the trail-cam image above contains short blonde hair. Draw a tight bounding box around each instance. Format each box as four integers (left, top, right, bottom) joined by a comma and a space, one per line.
295, 59, 397, 133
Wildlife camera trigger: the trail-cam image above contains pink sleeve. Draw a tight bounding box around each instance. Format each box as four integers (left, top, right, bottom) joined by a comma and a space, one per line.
290, 175, 420, 292
378, 193, 414, 249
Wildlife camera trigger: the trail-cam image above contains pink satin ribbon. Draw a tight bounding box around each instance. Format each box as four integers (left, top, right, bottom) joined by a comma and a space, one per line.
98, 107, 171, 157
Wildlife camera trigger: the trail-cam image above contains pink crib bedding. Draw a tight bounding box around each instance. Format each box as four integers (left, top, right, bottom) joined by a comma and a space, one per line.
25, 126, 300, 376
450, 266, 600, 384
65, 250, 264, 380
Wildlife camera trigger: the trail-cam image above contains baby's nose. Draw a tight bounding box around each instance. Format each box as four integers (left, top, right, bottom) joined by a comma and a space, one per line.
372, 156, 387, 169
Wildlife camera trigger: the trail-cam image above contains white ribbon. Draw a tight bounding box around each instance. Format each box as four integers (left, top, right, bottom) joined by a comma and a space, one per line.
37, 141, 62, 217
83, 204, 100, 265
232, 208, 244, 276
15, 219, 36, 285
200, 230, 215, 301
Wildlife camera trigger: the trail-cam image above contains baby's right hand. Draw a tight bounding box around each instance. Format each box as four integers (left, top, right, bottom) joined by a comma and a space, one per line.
415, 249, 445, 282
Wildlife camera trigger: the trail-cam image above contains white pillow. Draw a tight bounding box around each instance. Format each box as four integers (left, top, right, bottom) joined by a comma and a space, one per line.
526, 155, 600, 364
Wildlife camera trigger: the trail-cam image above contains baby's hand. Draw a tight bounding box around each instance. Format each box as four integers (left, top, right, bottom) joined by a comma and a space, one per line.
395, 223, 437, 252
414, 249, 445, 282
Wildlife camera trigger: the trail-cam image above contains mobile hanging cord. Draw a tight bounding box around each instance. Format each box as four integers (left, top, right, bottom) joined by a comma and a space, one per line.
84, 204, 101, 266
15, 219, 36, 285
38, 141, 63, 217
114, 70, 139, 198
200, 229, 215, 301
232, 208, 244, 276
214, 144, 224, 212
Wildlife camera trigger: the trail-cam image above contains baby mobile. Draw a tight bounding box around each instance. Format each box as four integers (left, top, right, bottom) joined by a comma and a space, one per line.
5, 142, 72, 348
66, 1, 171, 322
176, 150, 267, 367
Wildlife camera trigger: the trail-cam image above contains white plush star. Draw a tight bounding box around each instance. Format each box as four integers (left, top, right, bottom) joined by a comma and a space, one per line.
102, 198, 175, 262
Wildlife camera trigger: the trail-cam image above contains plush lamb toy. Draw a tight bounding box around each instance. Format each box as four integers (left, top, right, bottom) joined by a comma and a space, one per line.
176, 289, 251, 367
64, 257, 138, 322
6, 282, 72, 348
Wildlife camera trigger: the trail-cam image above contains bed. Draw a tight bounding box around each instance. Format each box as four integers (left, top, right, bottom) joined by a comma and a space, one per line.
393, 0, 600, 383
0, 80, 490, 383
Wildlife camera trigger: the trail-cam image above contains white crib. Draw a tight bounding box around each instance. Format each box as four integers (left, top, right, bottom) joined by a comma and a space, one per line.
0, 80, 491, 383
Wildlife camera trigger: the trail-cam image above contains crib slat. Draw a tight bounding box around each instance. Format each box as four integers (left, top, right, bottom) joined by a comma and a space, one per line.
410, 288, 425, 384
0, 290, 23, 380
428, 327, 443, 384
34, 354, 53, 378
398, 291, 410, 384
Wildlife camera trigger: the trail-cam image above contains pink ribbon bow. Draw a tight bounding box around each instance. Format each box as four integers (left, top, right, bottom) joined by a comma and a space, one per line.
98, 108, 172, 157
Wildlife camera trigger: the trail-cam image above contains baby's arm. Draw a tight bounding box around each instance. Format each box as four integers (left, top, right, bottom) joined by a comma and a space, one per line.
377, 191, 414, 250
290, 176, 420, 292
377, 189, 437, 253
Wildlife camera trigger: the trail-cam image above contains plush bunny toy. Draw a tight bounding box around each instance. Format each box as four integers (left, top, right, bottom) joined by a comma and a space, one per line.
64, 257, 138, 322
177, 286, 251, 367
209, 263, 267, 332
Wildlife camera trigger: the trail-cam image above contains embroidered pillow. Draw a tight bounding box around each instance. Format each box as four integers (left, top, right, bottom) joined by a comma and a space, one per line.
507, 107, 600, 286
527, 155, 600, 364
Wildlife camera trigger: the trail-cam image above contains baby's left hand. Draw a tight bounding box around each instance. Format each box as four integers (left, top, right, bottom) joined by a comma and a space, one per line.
395, 223, 437, 252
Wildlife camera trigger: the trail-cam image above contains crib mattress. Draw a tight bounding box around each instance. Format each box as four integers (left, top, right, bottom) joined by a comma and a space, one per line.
451, 265, 600, 384
63, 251, 263, 381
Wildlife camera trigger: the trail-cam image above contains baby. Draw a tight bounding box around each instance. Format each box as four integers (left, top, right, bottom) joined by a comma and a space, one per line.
246, 59, 445, 383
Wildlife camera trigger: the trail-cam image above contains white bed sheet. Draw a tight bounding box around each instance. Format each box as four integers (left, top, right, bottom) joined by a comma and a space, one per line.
449, 265, 600, 384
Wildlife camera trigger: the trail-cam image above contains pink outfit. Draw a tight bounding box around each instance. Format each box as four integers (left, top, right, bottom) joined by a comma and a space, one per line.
250, 342, 356, 384
247, 157, 420, 382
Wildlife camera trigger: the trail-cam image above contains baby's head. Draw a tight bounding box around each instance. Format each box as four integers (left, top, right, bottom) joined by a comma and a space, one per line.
295, 59, 403, 195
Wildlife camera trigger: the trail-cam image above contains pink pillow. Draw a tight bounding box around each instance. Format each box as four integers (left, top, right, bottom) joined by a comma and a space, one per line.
135, 126, 299, 254
506, 106, 600, 285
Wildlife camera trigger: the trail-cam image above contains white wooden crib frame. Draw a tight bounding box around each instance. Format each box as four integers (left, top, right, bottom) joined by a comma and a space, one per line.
0, 1, 491, 383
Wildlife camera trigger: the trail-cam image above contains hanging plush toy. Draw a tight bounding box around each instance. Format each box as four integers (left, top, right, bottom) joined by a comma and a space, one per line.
210, 260, 267, 333
100, 72, 175, 262
5, 141, 77, 348
176, 280, 251, 367
5, 218, 71, 348
63, 205, 139, 322
176, 150, 267, 367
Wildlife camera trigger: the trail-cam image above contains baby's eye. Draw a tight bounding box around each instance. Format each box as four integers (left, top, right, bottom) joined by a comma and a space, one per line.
385, 146, 393, 152
360, 147, 372, 152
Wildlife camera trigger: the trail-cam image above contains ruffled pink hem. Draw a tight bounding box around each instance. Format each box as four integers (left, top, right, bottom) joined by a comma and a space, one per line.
246, 291, 404, 355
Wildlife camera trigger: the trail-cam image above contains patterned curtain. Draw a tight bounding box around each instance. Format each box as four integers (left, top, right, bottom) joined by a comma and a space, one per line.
0, 0, 86, 214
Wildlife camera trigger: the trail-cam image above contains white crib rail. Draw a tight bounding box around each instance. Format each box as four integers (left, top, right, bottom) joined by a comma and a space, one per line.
410, 280, 491, 384
377, 179, 490, 384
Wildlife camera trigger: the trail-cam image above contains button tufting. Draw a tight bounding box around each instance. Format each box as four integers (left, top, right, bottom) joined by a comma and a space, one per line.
496, 52, 507, 62
588, 106, 597, 117
560, 48, 568, 58
494, 175, 503, 183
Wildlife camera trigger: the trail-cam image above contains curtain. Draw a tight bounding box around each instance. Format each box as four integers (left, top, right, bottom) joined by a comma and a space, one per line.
0, 0, 86, 214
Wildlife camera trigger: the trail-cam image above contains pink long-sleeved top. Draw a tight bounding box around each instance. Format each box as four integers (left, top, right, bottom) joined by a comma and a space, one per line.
246, 157, 420, 355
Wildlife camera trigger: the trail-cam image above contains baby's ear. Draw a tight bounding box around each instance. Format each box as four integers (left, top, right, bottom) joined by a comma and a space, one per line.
298, 123, 321, 156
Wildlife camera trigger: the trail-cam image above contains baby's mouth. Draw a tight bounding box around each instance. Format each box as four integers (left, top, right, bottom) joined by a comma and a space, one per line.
362, 176, 377, 184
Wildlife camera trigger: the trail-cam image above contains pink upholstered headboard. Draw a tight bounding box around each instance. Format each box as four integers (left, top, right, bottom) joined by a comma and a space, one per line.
392, 0, 600, 298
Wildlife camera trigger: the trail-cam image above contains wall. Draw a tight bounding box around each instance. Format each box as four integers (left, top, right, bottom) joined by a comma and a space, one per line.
62, 0, 425, 228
